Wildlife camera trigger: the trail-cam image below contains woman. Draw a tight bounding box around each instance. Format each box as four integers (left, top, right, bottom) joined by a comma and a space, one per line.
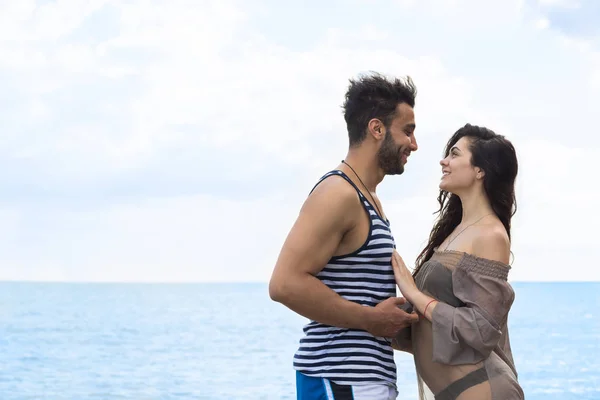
391, 124, 524, 400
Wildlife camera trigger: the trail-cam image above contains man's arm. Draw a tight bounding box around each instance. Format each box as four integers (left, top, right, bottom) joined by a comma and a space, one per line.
269, 177, 418, 337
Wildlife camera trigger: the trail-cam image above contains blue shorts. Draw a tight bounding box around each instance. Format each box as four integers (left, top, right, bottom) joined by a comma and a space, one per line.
296, 371, 398, 400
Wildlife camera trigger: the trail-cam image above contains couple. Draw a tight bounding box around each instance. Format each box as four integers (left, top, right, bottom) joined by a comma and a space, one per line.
269, 72, 524, 400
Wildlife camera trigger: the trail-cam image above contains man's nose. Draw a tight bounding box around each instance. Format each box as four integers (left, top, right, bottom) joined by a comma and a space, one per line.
410, 136, 418, 152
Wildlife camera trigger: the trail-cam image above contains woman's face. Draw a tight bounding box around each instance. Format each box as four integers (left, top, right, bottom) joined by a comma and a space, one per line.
439, 136, 480, 193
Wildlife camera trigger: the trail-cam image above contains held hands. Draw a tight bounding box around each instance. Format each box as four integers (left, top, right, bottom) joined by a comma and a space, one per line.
361, 250, 422, 338
391, 250, 419, 302
365, 297, 419, 338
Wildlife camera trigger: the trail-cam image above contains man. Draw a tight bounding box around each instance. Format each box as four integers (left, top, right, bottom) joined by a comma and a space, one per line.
269, 72, 420, 400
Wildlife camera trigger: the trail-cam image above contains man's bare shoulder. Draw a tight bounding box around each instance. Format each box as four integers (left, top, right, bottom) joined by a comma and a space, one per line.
302, 174, 361, 214
472, 224, 510, 264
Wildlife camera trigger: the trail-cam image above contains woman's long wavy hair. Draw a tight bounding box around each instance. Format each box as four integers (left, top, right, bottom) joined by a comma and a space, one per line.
413, 124, 519, 277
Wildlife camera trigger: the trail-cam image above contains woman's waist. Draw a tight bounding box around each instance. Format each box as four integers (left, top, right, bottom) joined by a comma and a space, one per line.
411, 323, 485, 393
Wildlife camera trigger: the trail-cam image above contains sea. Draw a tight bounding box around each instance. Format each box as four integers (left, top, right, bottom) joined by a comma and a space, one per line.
0, 282, 598, 400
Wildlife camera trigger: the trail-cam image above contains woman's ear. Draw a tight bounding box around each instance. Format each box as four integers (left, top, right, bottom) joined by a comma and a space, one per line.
476, 168, 485, 180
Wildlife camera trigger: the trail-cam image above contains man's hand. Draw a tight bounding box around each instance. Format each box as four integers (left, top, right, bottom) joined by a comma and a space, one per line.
363, 297, 419, 338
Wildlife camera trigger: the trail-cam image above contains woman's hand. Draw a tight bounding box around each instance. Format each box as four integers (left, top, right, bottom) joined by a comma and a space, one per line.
391, 250, 419, 301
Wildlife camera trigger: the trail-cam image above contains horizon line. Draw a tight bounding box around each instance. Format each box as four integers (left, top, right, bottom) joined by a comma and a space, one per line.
1, 280, 598, 284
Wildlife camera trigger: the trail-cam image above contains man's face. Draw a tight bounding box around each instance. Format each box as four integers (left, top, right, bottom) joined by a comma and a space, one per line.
377, 103, 418, 175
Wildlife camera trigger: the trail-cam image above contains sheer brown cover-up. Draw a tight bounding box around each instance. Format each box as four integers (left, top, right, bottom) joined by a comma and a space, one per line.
396, 249, 524, 400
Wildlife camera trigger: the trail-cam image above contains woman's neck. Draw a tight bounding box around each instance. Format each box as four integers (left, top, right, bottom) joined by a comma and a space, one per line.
458, 188, 493, 224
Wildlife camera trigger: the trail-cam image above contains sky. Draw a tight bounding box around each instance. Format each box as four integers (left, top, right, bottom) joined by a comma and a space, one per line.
1, 0, 599, 282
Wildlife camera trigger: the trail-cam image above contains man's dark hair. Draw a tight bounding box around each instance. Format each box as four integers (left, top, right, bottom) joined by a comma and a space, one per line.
342, 72, 417, 146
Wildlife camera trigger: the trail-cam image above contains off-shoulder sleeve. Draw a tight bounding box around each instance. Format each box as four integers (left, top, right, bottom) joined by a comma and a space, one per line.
431, 255, 515, 365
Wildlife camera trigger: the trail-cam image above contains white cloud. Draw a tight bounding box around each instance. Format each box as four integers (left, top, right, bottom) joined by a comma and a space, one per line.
0, 0, 598, 282
0, 193, 301, 283
535, 17, 551, 29
538, 0, 580, 8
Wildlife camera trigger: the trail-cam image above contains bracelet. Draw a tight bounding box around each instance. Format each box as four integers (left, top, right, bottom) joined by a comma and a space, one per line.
423, 299, 437, 317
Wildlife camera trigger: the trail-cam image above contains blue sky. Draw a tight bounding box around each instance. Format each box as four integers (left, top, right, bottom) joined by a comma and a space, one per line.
1, 0, 599, 282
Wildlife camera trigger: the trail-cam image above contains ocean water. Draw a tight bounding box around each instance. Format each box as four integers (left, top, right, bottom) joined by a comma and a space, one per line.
0, 282, 598, 400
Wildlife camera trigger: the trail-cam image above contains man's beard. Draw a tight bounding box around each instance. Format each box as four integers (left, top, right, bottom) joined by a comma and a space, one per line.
377, 132, 405, 175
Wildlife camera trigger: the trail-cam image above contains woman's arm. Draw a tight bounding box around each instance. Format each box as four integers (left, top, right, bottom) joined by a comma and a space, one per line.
391, 231, 514, 364
390, 251, 439, 320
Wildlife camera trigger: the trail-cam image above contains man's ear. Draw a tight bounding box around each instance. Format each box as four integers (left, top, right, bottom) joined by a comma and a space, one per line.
367, 118, 385, 140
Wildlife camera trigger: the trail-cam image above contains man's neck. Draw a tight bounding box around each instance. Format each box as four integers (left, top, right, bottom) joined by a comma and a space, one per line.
342, 150, 384, 192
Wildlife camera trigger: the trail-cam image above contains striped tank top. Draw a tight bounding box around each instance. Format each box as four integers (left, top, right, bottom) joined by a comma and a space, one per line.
293, 170, 398, 388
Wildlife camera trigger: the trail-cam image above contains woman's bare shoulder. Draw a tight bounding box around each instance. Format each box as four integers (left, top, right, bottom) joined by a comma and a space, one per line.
471, 224, 510, 265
